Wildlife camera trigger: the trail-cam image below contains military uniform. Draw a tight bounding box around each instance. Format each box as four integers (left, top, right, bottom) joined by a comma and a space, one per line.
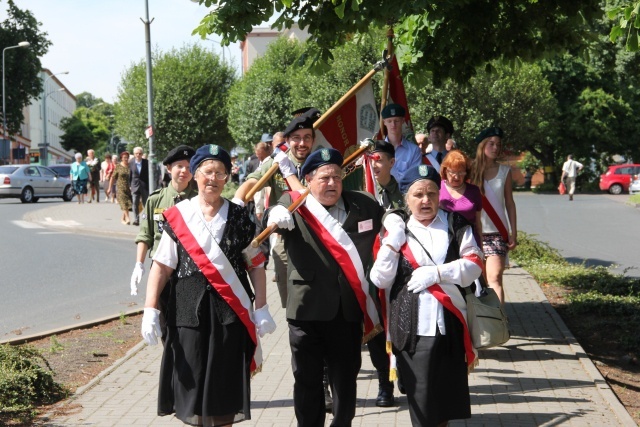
376, 175, 404, 210
135, 182, 198, 258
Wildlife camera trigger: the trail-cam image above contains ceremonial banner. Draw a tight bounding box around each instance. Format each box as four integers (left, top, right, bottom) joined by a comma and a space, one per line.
313, 80, 379, 157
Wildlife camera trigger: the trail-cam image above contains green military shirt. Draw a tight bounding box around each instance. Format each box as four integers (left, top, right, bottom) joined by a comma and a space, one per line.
134, 182, 198, 258
246, 151, 304, 206
376, 175, 404, 209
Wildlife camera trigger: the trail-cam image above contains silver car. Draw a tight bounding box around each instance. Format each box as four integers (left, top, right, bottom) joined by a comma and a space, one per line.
0, 164, 75, 203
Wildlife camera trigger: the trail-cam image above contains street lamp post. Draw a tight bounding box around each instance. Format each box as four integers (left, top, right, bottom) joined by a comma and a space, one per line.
41, 71, 69, 166
2, 41, 30, 162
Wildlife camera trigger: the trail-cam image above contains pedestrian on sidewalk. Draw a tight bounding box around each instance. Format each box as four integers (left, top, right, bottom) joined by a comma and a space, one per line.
266, 147, 384, 426
86, 149, 101, 203
369, 164, 483, 427
109, 151, 133, 225
70, 152, 91, 204
470, 127, 517, 304
141, 144, 276, 427
129, 146, 150, 226
100, 153, 114, 202
560, 154, 583, 201
129, 145, 197, 296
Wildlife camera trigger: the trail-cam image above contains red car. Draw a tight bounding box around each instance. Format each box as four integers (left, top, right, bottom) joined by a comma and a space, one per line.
599, 164, 640, 194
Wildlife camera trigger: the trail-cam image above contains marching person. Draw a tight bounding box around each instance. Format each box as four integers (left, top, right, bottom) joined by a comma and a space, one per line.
130, 145, 198, 296
369, 164, 483, 427
470, 127, 517, 304
381, 103, 421, 183
422, 115, 454, 172
129, 146, 150, 226
142, 144, 276, 426
266, 147, 385, 426
368, 139, 403, 407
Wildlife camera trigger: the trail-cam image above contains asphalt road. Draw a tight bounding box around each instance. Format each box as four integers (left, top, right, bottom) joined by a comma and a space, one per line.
514, 192, 640, 277
0, 199, 143, 340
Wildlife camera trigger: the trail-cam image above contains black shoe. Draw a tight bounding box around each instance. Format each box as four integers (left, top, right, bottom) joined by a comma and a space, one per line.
132, 221, 139, 226
376, 387, 394, 407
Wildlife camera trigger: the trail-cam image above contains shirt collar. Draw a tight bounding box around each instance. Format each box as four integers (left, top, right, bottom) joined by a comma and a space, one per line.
407, 209, 446, 230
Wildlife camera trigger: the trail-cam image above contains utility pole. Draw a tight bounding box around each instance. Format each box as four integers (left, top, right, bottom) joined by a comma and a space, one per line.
142, 0, 156, 192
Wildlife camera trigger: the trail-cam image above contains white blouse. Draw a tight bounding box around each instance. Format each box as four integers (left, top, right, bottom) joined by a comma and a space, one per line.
370, 209, 482, 336
153, 197, 229, 270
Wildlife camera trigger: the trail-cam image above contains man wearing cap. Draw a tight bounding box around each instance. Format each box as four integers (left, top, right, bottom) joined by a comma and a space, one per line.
423, 115, 454, 172
381, 103, 422, 184
266, 147, 385, 426
371, 140, 404, 210
130, 145, 197, 296
233, 110, 318, 309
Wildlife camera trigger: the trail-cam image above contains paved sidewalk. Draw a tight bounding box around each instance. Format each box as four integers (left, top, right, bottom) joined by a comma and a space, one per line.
26, 203, 636, 426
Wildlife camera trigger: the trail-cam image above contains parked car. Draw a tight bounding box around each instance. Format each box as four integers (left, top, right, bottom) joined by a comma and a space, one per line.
630, 174, 640, 195
48, 164, 72, 180
599, 164, 640, 195
0, 164, 75, 203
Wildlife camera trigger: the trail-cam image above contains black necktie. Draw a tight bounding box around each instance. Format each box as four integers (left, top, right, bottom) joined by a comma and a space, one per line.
381, 189, 391, 209
435, 152, 443, 164
296, 165, 301, 179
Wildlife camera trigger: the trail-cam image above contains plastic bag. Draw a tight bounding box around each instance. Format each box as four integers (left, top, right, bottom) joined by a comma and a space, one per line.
558, 181, 566, 195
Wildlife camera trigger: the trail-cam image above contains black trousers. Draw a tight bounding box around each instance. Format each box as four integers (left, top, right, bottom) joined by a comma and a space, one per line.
288, 309, 363, 427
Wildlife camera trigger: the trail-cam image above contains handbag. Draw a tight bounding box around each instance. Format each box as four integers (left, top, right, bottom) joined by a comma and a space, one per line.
558, 181, 567, 195
465, 282, 510, 349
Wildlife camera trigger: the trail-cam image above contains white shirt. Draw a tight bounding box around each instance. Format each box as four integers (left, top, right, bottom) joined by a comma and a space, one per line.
153, 197, 229, 269
370, 210, 482, 336
562, 159, 583, 178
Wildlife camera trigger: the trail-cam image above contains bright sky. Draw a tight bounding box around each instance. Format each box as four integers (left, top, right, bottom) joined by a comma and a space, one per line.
6, 0, 241, 104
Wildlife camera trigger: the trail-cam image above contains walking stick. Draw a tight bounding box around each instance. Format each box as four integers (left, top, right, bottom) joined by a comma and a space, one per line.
251, 189, 310, 248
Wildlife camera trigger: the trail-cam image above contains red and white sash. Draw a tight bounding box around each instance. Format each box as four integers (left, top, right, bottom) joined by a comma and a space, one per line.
289, 191, 382, 341
422, 153, 441, 172
482, 180, 509, 242
163, 199, 262, 373
400, 239, 478, 369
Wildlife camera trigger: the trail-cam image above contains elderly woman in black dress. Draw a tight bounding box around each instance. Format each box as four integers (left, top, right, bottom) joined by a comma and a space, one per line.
370, 164, 483, 427
141, 144, 276, 426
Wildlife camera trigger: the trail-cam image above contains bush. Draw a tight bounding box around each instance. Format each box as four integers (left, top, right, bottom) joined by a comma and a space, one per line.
0, 345, 67, 421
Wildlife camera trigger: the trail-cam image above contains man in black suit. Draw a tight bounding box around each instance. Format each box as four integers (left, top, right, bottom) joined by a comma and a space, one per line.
129, 146, 149, 226
267, 147, 385, 427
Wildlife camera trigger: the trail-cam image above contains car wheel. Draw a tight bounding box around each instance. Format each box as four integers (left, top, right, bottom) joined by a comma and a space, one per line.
20, 186, 34, 203
609, 184, 623, 195
63, 185, 74, 202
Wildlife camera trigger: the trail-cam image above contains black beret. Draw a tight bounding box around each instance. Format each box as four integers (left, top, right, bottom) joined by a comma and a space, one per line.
284, 114, 317, 137
372, 140, 395, 158
399, 164, 441, 193
291, 107, 322, 121
475, 126, 504, 144
162, 145, 195, 166
426, 115, 454, 134
300, 147, 343, 177
190, 144, 232, 174
381, 103, 405, 119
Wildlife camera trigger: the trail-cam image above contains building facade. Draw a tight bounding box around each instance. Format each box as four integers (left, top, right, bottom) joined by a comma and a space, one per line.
240, 23, 309, 74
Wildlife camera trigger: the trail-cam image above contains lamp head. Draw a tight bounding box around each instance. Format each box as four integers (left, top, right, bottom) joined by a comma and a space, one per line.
17, 42, 30, 48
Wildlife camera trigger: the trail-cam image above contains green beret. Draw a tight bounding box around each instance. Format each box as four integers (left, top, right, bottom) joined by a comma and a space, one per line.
475, 126, 504, 144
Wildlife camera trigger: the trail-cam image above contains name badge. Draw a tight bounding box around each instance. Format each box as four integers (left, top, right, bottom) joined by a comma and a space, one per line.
358, 219, 373, 233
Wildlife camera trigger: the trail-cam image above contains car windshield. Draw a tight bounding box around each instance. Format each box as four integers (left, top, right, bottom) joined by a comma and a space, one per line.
0, 166, 18, 174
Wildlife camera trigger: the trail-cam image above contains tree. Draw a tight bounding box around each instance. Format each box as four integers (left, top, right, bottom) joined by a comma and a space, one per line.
0, 0, 51, 137
59, 115, 97, 154
193, 0, 602, 84
115, 44, 236, 158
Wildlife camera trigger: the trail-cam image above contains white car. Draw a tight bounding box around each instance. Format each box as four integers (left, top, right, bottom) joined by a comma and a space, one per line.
630, 175, 640, 195
0, 164, 75, 203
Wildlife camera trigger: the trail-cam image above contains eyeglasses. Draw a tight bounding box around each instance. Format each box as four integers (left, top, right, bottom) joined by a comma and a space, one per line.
289, 135, 313, 143
446, 170, 466, 178
198, 170, 228, 181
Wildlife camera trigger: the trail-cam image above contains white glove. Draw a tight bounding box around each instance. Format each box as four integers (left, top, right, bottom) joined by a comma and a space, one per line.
130, 262, 145, 296
141, 307, 162, 345
406, 265, 440, 293
254, 304, 277, 337
231, 197, 245, 207
381, 213, 406, 252
267, 205, 295, 231
273, 151, 296, 179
